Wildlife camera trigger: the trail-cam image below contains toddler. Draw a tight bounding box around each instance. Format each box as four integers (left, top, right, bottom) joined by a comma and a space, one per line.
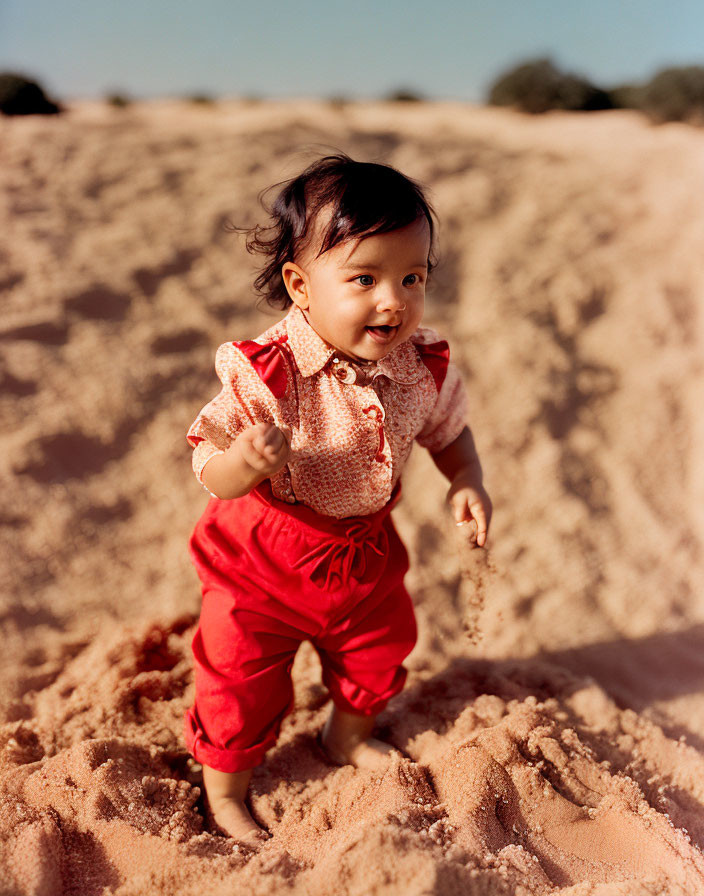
183, 153, 492, 846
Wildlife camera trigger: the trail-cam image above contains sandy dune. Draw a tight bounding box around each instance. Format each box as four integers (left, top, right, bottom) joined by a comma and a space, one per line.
1, 98, 704, 894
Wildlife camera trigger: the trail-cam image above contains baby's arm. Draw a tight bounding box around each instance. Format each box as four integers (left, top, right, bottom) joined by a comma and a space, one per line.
431, 425, 492, 547
201, 422, 290, 500
412, 336, 491, 546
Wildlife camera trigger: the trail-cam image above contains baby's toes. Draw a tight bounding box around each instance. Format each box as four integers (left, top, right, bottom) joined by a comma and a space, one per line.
237, 828, 271, 850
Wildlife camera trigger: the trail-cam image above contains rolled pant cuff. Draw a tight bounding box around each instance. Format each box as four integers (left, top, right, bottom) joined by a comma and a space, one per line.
326, 666, 408, 718
183, 711, 275, 773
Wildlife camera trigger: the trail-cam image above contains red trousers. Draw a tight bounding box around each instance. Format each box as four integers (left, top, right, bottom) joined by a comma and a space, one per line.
183, 479, 417, 773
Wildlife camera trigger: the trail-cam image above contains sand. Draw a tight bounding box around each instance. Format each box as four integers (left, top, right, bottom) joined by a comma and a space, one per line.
1, 98, 703, 895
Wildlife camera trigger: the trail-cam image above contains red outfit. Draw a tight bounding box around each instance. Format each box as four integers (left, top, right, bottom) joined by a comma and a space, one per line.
183, 479, 416, 772
183, 307, 469, 772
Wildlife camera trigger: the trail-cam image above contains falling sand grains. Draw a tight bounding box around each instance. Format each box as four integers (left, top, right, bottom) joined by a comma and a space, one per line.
453, 521, 498, 644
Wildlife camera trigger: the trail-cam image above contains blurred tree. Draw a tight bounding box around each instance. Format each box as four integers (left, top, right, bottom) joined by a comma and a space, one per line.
386, 89, 424, 103
640, 66, 704, 123
188, 93, 216, 105
607, 82, 647, 111
105, 92, 132, 108
488, 58, 613, 113
0, 72, 61, 115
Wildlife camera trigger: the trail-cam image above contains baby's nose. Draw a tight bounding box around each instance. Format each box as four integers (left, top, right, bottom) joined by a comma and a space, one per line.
376, 286, 406, 312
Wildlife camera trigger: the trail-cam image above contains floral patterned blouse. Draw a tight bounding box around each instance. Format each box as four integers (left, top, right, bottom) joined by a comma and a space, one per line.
187, 304, 468, 519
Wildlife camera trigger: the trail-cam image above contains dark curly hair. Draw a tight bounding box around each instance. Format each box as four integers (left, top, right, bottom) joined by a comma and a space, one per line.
236, 153, 437, 310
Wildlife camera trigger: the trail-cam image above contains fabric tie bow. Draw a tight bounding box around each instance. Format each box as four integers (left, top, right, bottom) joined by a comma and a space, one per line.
291, 517, 387, 591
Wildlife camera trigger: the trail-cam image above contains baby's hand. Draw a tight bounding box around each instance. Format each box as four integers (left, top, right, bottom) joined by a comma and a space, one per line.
447, 469, 493, 548
238, 422, 291, 476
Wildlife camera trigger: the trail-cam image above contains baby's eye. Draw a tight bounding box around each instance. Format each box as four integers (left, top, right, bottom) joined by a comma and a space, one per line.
356, 274, 374, 287
403, 274, 422, 286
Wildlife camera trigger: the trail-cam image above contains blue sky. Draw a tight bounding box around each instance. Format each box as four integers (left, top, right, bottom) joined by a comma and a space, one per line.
1, 0, 703, 102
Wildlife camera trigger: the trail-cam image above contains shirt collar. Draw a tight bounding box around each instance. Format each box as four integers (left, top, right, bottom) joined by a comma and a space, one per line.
285, 304, 336, 376
285, 303, 424, 385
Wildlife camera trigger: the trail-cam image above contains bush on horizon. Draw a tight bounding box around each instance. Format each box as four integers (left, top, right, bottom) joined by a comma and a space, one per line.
607, 82, 647, 111
488, 58, 613, 114
638, 66, 704, 123
105, 92, 132, 108
0, 72, 62, 116
488, 58, 704, 124
386, 89, 424, 103
187, 92, 217, 105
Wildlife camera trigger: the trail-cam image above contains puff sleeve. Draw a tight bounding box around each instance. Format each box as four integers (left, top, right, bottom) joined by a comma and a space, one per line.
414, 345, 469, 455
187, 341, 280, 489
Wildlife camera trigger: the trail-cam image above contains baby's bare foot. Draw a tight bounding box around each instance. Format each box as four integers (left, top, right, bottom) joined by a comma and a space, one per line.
320, 731, 400, 771
208, 796, 270, 847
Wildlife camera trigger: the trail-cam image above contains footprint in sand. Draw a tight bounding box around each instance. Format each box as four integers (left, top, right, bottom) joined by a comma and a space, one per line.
0, 368, 37, 397
426, 705, 704, 891
0, 319, 69, 346
14, 431, 115, 482
0, 271, 25, 292
63, 284, 132, 321
132, 248, 200, 298
150, 327, 209, 355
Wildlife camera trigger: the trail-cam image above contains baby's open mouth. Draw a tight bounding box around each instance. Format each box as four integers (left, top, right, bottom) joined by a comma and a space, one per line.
365, 324, 399, 341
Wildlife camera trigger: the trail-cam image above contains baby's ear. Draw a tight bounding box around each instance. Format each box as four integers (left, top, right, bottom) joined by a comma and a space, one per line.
281, 262, 309, 309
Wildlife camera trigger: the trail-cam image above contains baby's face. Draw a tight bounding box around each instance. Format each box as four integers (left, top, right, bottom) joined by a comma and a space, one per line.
283, 215, 429, 363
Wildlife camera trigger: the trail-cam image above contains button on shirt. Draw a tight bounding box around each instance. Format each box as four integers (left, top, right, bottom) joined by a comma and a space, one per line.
187, 304, 468, 519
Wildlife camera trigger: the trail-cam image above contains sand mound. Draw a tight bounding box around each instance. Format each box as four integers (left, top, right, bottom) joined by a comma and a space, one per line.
1, 99, 703, 894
